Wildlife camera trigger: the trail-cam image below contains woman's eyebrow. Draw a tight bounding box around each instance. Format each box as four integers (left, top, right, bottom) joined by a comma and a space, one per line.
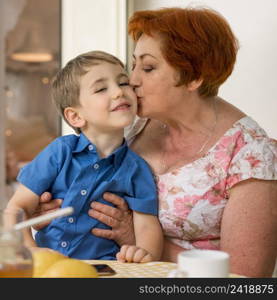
132, 53, 158, 60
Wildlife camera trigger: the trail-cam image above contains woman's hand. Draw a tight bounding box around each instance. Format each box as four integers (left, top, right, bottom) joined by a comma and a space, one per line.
88, 192, 135, 246
32, 192, 63, 230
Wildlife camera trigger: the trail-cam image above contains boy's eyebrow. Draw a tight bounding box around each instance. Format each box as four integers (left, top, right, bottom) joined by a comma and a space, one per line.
89, 77, 107, 90
117, 72, 128, 79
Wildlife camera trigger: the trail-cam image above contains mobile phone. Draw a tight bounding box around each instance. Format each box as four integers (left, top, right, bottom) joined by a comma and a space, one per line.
91, 264, 116, 276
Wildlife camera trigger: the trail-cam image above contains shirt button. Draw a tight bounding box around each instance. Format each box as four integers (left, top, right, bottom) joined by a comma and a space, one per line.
88, 145, 94, 151
68, 217, 74, 223
81, 189, 87, 196
61, 241, 67, 248
93, 163, 99, 170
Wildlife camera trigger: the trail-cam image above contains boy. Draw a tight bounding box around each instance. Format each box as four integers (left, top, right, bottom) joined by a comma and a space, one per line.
6, 51, 163, 262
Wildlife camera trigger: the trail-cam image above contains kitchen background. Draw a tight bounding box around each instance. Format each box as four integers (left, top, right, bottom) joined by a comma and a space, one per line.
0, 0, 276, 205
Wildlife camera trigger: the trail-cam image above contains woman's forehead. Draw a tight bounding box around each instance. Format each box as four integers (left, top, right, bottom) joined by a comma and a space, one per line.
133, 34, 163, 58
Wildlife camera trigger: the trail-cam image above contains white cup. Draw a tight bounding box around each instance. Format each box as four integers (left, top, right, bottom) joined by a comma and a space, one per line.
175, 249, 230, 278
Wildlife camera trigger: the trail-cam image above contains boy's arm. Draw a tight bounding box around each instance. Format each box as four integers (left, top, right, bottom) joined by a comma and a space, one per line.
6, 184, 40, 247
116, 211, 163, 262
133, 211, 163, 260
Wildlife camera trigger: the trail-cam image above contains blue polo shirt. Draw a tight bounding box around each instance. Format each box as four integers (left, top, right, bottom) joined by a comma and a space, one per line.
17, 133, 157, 260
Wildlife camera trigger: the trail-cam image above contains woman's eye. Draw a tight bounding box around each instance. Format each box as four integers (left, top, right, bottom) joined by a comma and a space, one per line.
143, 66, 154, 73
131, 63, 136, 71
95, 87, 106, 93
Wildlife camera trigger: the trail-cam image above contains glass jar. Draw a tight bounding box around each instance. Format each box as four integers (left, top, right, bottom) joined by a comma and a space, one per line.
0, 208, 33, 278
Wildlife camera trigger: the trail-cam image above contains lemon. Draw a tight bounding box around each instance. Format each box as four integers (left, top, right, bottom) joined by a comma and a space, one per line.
41, 258, 98, 278
32, 248, 66, 277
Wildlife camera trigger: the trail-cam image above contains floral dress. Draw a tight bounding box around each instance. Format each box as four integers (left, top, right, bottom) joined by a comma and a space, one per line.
126, 116, 277, 250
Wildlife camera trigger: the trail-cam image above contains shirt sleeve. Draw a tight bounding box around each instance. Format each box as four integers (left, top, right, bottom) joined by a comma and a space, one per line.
124, 156, 158, 216
17, 138, 63, 195
226, 137, 277, 190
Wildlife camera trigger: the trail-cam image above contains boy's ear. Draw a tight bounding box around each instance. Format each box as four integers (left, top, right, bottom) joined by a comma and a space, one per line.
187, 78, 203, 92
64, 107, 85, 129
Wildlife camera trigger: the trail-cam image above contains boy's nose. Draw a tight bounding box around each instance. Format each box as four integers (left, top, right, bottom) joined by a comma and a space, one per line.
112, 85, 123, 100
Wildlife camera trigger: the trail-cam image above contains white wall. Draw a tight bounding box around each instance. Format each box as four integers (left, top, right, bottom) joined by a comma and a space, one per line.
61, 0, 127, 135
133, 0, 277, 139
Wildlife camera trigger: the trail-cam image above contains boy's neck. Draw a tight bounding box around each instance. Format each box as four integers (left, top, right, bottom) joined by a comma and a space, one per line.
81, 129, 125, 158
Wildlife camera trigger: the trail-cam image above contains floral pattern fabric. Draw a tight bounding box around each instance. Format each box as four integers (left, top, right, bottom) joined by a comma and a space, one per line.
127, 116, 277, 250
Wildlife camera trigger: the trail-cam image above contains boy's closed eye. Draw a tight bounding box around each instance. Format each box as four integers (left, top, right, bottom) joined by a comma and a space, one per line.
119, 81, 130, 87
95, 87, 107, 93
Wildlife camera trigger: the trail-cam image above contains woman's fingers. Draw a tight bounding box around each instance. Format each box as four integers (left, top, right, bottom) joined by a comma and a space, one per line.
88, 192, 135, 246
89, 201, 123, 221
91, 228, 114, 240
88, 207, 120, 227
102, 192, 130, 212
31, 193, 63, 231
32, 208, 58, 230
39, 192, 53, 203
36, 198, 63, 213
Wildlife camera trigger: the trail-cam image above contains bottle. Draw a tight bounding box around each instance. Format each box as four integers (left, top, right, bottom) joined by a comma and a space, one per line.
0, 208, 33, 278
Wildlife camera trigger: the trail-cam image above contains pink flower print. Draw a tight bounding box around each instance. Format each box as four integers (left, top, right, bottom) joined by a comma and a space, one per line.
169, 186, 184, 194
226, 174, 241, 189
203, 182, 224, 205
214, 136, 234, 170
205, 163, 218, 178
233, 132, 247, 157
245, 154, 260, 168
173, 195, 201, 218
215, 132, 246, 171
192, 239, 219, 250
157, 181, 166, 194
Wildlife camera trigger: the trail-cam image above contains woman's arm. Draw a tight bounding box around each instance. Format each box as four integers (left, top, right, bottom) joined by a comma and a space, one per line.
220, 179, 277, 277
161, 238, 185, 263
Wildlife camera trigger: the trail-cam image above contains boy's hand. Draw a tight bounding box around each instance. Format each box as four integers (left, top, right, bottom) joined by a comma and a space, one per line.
116, 245, 153, 263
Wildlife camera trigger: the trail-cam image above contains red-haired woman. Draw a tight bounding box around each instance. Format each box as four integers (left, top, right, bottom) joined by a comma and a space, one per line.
36, 7, 277, 277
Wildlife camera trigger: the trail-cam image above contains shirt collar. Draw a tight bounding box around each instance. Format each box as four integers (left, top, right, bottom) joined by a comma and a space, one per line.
72, 133, 128, 168
72, 133, 93, 153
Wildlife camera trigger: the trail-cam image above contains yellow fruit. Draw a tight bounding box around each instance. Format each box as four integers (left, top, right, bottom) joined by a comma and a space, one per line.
41, 258, 98, 278
32, 249, 66, 278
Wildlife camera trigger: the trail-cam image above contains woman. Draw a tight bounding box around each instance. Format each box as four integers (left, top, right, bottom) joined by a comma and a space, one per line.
35, 7, 277, 277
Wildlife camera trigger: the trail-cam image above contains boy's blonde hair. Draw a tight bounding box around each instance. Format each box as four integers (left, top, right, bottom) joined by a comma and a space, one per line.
51, 50, 125, 133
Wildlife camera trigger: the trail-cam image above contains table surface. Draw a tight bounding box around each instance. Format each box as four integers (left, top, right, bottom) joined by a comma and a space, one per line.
84, 260, 244, 278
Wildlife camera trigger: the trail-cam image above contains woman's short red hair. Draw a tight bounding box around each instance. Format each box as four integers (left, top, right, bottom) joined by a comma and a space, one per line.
128, 7, 239, 97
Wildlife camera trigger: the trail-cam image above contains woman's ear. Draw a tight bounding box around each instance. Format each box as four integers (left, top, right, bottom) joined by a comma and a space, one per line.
64, 107, 86, 129
187, 78, 203, 92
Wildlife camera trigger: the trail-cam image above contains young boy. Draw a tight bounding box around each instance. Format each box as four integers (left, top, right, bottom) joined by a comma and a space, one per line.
6, 51, 163, 262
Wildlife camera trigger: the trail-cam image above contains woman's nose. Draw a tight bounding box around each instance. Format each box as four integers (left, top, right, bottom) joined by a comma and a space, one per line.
129, 70, 140, 88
